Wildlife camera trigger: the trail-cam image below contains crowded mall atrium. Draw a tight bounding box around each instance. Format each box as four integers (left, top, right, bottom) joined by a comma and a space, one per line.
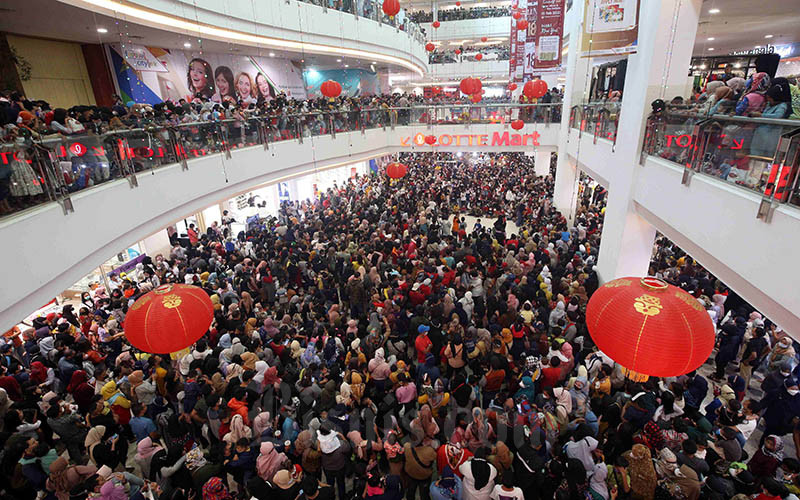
1, 0, 800, 499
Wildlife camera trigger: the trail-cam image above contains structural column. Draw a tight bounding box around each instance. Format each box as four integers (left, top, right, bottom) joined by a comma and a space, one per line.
593, 0, 702, 282
534, 150, 552, 177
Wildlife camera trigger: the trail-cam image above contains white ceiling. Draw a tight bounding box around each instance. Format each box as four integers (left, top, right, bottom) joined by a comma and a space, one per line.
693, 0, 798, 56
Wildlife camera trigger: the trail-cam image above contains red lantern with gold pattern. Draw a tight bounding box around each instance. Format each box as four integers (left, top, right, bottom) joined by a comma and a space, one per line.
382, 0, 400, 17
386, 162, 408, 179
123, 284, 213, 354
320, 80, 342, 98
585, 277, 715, 377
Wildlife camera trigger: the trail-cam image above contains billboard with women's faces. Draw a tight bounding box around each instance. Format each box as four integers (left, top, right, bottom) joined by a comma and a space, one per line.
108, 43, 308, 105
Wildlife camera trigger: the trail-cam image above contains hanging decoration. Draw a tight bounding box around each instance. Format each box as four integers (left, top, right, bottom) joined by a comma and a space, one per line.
432, 21, 441, 28
382, 0, 400, 17
585, 277, 716, 377
455, 48, 462, 55
471, 94, 482, 103
425, 42, 436, 52
523, 79, 547, 99
511, 119, 524, 130
512, 11, 522, 20
481, 36, 488, 42
320, 80, 342, 98
455, 1, 461, 5
475, 53, 483, 61
123, 284, 213, 354
425, 135, 437, 145
459, 77, 479, 95
508, 83, 518, 91
516, 19, 529, 30
386, 162, 408, 179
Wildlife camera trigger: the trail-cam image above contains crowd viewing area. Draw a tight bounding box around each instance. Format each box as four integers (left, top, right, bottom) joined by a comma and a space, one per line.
1, 0, 800, 500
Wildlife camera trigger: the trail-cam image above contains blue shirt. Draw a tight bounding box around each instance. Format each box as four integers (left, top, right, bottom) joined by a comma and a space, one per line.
130, 416, 157, 442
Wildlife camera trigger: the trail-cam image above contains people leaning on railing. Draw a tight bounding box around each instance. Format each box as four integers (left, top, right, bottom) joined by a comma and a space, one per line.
409, 6, 511, 22
429, 45, 510, 64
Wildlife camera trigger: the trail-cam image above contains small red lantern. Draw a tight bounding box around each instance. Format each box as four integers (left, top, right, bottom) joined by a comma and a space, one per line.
425, 135, 436, 145
382, 0, 400, 17
481, 36, 488, 42
320, 80, 342, 98
455, 1, 461, 5
432, 21, 441, 28
511, 119, 524, 130
475, 53, 483, 61
455, 49, 461, 55
585, 277, 716, 377
386, 162, 408, 179
471, 94, 482, 103
124, 284, 213, 354
512, 11, 522, 20
508, 83, 518, 91
425, 42, 436, 52
516, 19, 529, 30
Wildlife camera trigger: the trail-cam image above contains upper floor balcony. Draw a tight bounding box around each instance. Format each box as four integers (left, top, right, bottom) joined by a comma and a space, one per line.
566, 102, 800, 336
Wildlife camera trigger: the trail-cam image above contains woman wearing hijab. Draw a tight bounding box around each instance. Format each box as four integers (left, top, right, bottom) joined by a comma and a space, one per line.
464, 408, 495, 453
66, 370, 95, 413
222, 413, 252, 444
708, 85, 736, 115
411, 404, 440, 447
736, 72, 771, 116
98, 480, 127, 500
135, 436, 163, 479
256, 441, 287, 482
751, 81, 793, 158
624, 443, 657, 500
459, 447, 497, 500
748, 434, 785, 479
85, 425, 124, 469
46, 457, 96, 500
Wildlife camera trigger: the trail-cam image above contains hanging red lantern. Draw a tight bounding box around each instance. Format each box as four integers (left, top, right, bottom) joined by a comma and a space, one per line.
523, 79, 547, 99
508, 83, 518, 91
432, 21, 441, 28
516, 19, 529, 30
320, 80, 342, 98
471, 78, 483, 95
585, 277, 715, 377
382, 0, 400, 17
481, 36, 488, 42
425, 135, 437, 145
459, 77, 477, 95
511, 119, 524, 130
455, 1, 461, 5
475, 53, 483, 61
454, 49, 462, 55
425, 42, 436, 52
386, 162, 408, 179
123, 284, 213, 354
471, 93, 482, 103
512, 11, 522, 20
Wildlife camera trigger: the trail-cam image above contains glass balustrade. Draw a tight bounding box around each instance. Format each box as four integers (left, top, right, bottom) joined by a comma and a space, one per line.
0, 104, 557, 220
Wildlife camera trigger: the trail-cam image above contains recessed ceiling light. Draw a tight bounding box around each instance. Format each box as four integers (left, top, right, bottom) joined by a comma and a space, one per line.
708, 8, 720, 14
755, 45, 761, 49
337, 58, 342, 62
707, 47, 715, 51
97, 28, 108, 33
765, 34, 773, 39
707, 37, 715, 41
372, 61, 377, 64
269, 52, 275, 57
183, 42, 191, 48
345, 64, 349, 68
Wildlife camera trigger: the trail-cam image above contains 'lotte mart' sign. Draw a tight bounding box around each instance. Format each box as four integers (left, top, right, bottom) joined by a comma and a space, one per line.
401, 131, 541, 147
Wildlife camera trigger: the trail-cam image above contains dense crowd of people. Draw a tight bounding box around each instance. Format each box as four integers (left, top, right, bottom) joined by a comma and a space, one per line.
1, 148, 799, 500
410, 7, 512, 23
429, 46, 510, 65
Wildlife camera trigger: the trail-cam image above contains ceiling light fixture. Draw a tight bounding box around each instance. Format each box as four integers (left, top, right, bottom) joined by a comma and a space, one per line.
765, 34, 773, 39
97, 27, 108, 33
707, 47, 714, 51
337, 59, 342, 62
183, 42, 191, 48
269, 52, 275, 57
707, 37, 715, 41
70, 0, 426, 76
708, 8, 720, 14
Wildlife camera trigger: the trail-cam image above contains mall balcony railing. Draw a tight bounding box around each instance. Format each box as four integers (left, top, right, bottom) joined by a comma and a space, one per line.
295, 0, 427, 46
568, 102, 621, 144
0, 103, 558, 220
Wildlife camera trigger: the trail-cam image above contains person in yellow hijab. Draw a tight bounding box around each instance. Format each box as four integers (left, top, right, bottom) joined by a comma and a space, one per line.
101, 380, 131, 424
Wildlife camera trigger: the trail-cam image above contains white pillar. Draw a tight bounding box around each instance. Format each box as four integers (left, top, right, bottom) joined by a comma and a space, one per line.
534, 150, 552, 177
594, 0, 702, 282
554, 0, 590, 222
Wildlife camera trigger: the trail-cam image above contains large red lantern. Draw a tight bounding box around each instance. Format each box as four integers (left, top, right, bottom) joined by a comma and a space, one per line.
124, 284, 213, 354
425, 135, 437, 145
425, 42, 436, 52
320, 80, 342, 98
432, 21, 441, 28
585, 277, 715, 377
471, 78, 483, 95
386, 162, 408, 179
382, 0, 400, 17
475, 53, 483, 61
459, 77, 477, 95
511, 119, 524, 130
516, 19, 529, 30
523, 79, 547, 99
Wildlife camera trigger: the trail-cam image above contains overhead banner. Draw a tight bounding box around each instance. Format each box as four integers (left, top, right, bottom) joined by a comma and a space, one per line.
580, 0, 640, 57
107, 44, 307, 105
510, 0, 528, 83
535, 0, 565, 72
